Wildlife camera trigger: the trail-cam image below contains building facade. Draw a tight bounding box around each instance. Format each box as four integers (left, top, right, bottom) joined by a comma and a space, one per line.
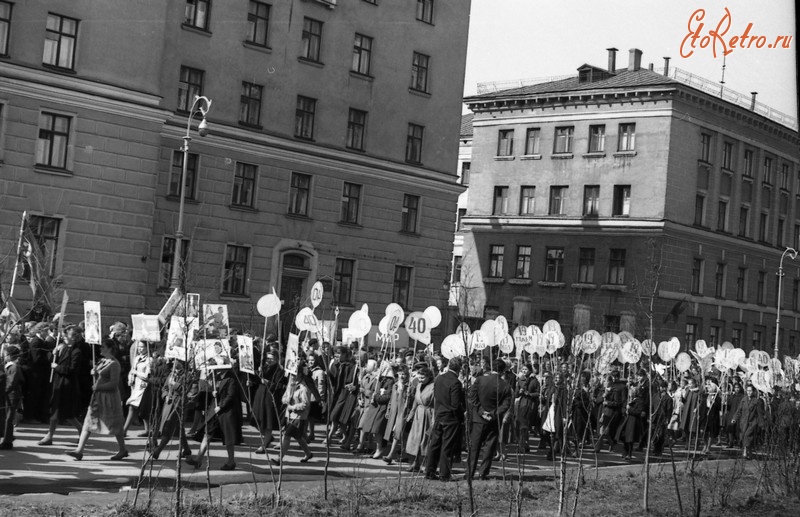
0, 0, 470, 336
460, 48, 800, 356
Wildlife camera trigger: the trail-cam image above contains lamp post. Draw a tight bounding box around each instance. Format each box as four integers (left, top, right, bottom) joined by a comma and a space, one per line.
774, 246, 797, 359
170, 95, 212, 290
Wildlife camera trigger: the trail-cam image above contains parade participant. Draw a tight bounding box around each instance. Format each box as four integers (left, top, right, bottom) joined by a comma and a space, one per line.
327, 345, 358, 448
405, 365, 435, 473
382, 366, 409, 464
270, 372, 314, 465
732, 384, 766, 459
542, 371, 569, 461
424, 356, 465, 482
724, 382, 744, 447
252, 348, 285, 452
468, 358, 512, 479
138, 347, 169, 447
123, 341, 152, 435
65, 339, 128, 461
650, 379, 673, 456
537, 372, 554, 451
699, 378, 722, 454
680, 376, 702, 448
152, 360, 193, 460
361, 360, 395, 459
570, 370, 592, 450
39, 326, 84, 446
514, 362, 540, 453
594, 371, 626, 453
353, 359, 380, 454
24, 322, 53, 423
186, 368, 242, 470
306, 352, 327, 443
667, 379, 686, 442
616, 369, 648, 460
1, 345, 25, 449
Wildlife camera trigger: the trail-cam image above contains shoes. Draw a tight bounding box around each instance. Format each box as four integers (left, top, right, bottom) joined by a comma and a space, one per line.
382, 455, 395, 465
152, 450, 161, 460
66, 450, 83, 461
300, 453, 313, 463
38, 438, 53, 446
110, 451, 130, 461
221, 462, 236, 471
185, 456, 202, 468
372, 450, 384, 459
255, 446, 266, 454
181, 448, 193, 458
352, 447, 367, 455
0, 442, 12, 450
406, 465, 420, 473
270, 458, 281, 466
137, 431, 149, 438
424, 473, 439, 481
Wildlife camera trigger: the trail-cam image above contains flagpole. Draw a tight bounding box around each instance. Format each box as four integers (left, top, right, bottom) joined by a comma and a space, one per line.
9, 211, 28, 300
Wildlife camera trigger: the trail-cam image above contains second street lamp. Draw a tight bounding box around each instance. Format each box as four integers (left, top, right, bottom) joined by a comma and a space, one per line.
170, 95, 212, 290
774, 246, 797, 359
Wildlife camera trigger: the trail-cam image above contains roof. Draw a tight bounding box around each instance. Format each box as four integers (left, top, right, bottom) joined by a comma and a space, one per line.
460, 113, 473, 137
466, 68, 679, 102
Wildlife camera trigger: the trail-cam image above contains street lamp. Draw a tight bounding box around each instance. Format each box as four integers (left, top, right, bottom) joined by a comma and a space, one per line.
774, 246, 797, 359
170, 95, 212, 290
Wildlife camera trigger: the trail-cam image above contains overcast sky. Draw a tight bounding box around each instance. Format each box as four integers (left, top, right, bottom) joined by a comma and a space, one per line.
463, 0, 797, 119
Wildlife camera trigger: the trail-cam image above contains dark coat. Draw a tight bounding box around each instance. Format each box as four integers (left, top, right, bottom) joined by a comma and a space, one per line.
679, 386, 701, 435
616, 380, 648, 444
699, 391, 722, 439
205, 374, 243, 445
252, 362, 285, 431
433, 370, 465, 425
733, 394, 766, 448
468, 372, 512, 424
515, 375, 540, 429
49, 344, 83, 421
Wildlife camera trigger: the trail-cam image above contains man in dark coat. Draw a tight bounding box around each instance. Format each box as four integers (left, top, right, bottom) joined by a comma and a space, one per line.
732, 384, 766, 458
468, 358, 512, 480
327, 345, 357, 443
24, 322, 54, 423
38, 326, 84, 445
1, 345, 25, 448
425, 356, 465, 481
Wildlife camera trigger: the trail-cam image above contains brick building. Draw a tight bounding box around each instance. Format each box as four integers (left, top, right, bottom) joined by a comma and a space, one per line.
0, 0, 470, 336
459, 48, 800, 356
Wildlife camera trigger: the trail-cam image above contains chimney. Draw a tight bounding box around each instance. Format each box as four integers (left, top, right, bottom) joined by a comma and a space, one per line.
607, 47, 618, 73
663, 57, 671, 77
750, 92, 758, 110
628, 48, 642, 71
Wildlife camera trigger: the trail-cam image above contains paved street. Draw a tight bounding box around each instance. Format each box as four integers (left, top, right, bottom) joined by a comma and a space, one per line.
0, 422, 740, 497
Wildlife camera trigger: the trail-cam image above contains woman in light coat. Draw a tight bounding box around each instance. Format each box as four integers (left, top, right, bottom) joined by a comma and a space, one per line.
404, 366, 435, 472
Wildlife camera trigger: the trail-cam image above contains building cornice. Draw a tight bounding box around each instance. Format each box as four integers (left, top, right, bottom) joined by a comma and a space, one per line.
161, 121, 465, 195
463, 216, 665, 233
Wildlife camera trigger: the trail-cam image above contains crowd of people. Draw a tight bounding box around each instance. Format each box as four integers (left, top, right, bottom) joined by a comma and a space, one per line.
2, 318, 800, 483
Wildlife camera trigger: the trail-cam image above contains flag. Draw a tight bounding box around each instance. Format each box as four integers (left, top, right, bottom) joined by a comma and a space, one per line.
663, 299, 687, 324
17, 214, 54, 319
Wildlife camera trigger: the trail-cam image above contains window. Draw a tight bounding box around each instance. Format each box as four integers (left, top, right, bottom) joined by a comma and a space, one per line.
781, 163, 790, 190
717, 199, 729, 231
757, 271, 766, 305
524, 128, 540, 155
795, 224, 800, 250
231, 162, 256, 208
184, 0, 210, 30
416, 0, 434, 23
520, 186, 535, 215
752, 328, 763, 349
743, 150, 754, 177
221, 245, 248, 295
460, 162, 470, 186
515, 245, 531, 279
763, 157, 773, 184
294, 95, 316, 139
43, 13, 78, 69
554, 126, 574, 153
759, 212, 768, 242
456, 208, 466, 231
301, 17, 322, 62
739, 205, 750, 236
159, 237, 190, 289
583, 185, 599, 216
178, 66, 204, 112
578, 248, 595, 283
736, 267, 747, 302
246, 1, 270, 46
35, 112, 71, 169
497, 129, 514, 156
0, 1, 11, 56
393, 266, 412, 308
608, 249, 626, 285
352, 33, 372, 75
451, 256, 462, 284
700, 133, 712, 162
401, 194, 420, 233
778, 217, 785, 247
346, 108, 367, 151
714, 263, 726, 298
793, 279, 799, 312
288, 172, 311, 216
333, 258, 355, 305
340, 182, 361, 224
410, 52, 430, 93
239, 81, 263, 126
613, 185, 631, 216
405, 123, 424, 163
731, 327, 742, 347
488, 245, 504, 278
618, 123, 636, 151
169, 151, 198, 199
691, 258, 703, 294
588, 125, 605, 153
722, 141, 734, 170
685, 323, 697, 346
540, 310, 560, 324
544, 248, 564, 282
493, 186, 509, 215
709, 325, 720, 346
549, 186, 567, 215
694, 194, 706, 226
604, 315, 620, 333
22, 215, 60, 279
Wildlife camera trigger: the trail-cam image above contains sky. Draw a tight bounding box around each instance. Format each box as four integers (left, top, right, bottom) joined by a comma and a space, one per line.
463, 0, 798, 120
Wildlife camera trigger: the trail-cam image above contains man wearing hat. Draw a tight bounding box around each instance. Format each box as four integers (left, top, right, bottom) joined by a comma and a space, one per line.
1, 345, 25, 449
425, 356, 465, 481
468, 358, 512, 480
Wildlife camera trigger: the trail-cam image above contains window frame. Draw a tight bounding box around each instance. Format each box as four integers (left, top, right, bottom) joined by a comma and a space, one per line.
288, 172, 311, 216
736, 267, 747, 302
700, 133, 712, 163
239, 81, 263, 127
294, 95, 316, 140
0, 1, 12, 56
515, 245, 531, 279
401, 194, 420, 233
618, 123, 636, 152
21, 215, 61, 280
691, 258, 703, 294
549, 186, 567, 215
714, 262, 726, 298
183, 0, 211, 31
346, 108, 367, 151
578, 247, 595, 283
301, 17, 323, 62
416, 0, 434, 24
340, 181, 362, 224
588, 124, 605, 153
43, 13, 78, 70
405, 123, 424, 164
583, 185, 600, 216
496, 129, 514, 156
524, 127, 541, 155
410, 51, 430, 93
222, 244, 249, 295
493, 186, 509, 215
612, 184, 631, 216
722, 141, 734, 170
392, 265, 413, 308
460, 162, 470, 186
246, 0, 270, 47
553, 126, 574, 154
159, 236, 190, 290
352, 33, 373, 76
488, 245, 504, 278
178, 66, 204, 112
231, 161, 257, 208
519, 186, 535, 215
544, 247, 564, 282
168, 151, 198, 200
35, 111, 71, 170
333, 258, 355, 305
607, 248, 626, 285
